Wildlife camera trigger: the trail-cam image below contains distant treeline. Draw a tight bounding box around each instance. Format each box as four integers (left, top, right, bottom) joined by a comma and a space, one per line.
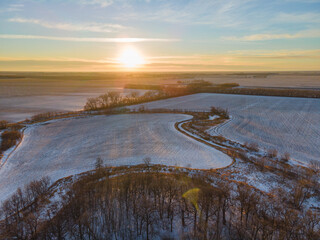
126, 81, 320, 98
0, 75, 26, 79
200, 86, 320, 98
28, 111, 83, 123
124, 84, 162, 91
125, 81, 239, 92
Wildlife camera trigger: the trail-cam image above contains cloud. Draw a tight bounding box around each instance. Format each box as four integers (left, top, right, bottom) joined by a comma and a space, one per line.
275, 12, 320, 24
0, 56, 117, 64
285, 0, 320, 3
0, 34, 180, 43
79, 0, 113, 8
224, 29, 320, 41
112, 0, 253, 28
229, 49, 320, 59
0, 3, 24, 13
8, 18, 125, 33
147, 50, 320, 66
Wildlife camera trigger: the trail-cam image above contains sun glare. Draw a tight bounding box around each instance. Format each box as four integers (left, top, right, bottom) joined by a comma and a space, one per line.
118, 47, 145, 68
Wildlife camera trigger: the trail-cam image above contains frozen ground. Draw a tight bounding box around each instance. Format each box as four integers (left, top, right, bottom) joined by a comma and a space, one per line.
130, 93, 320, 165
0, 88, 146, 122
0, 114, 232, 202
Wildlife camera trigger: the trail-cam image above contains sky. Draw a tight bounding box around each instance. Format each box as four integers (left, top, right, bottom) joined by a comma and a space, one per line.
0, 0, 320, 71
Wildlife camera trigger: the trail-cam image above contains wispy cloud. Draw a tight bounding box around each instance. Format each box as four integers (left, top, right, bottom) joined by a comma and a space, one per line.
0, 34, 180, 43
0, 56, 117, 64
275, 12, 320, 24
229, 49, 320, 59
147, 50, 320, 65
0, 3, 24, 13
224, 29, 320, 41
79, 0, 113, 8
113, 0, 253, 28
8, 18, 125, 33
285, 0, 320, 3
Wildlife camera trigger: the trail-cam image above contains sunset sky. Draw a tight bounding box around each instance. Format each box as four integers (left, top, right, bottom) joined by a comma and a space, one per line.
0, 0, 320, 71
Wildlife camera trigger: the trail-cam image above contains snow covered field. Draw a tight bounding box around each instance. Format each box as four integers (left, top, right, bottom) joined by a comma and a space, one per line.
0, 114, 232, 202
0, 88, 146, 122
130, 93, 320, 165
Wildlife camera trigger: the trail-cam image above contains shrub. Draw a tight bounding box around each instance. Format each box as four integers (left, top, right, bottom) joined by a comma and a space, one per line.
186, 80, 212, 92
210, 106, 229, 119
267, 148, 278, 158
0, 130, 22, 151
31, 112, 56, 122
281, 152, 291, 163
245, 142, 259, 152
216, 83, 240, 88
256, 157, 267, 171
309, 159, 320, 173
0, 120, 8, 130
10, 123, 24, 130
138, 105, 146, 112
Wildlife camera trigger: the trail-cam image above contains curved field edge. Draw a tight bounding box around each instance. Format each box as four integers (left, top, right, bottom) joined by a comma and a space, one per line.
175, 119, 235, 170
2, 113, 234, 171
0, 113, 233, 202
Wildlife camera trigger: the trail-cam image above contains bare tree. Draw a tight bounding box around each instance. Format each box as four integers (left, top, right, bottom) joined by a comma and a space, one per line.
95, 157, 103, 169
143, 157, 152, 171
309, 159, 320, 173
281, 152, 291, 163
0, 120, 8, 130
84, 97, 99, 111
245, 142, 259, 152
108, 91, 121, 105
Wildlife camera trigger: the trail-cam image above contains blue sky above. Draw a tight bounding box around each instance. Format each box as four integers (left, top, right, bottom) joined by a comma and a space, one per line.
0, 0, 319, 71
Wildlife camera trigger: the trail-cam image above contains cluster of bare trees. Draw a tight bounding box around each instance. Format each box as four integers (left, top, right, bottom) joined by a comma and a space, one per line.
30, 112, 73, 122
1, 170, 319, 240
0, 130, 22, 153
0, 120, 8, 130
210, 106, 229, 119
84, 90, 162, 111
0, 177, 51, 239
0, 122, 24, 157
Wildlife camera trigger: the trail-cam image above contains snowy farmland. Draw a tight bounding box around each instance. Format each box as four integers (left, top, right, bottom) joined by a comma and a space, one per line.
0, 114, 232, 202
0, 88, 147, 122
130, 93, 320, 165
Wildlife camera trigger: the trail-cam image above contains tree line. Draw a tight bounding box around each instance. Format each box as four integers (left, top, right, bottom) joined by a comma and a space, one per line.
125, 80, 320, 98
83, 88, 187, 111
201, 87, 320, 98
0, 167, 319, 240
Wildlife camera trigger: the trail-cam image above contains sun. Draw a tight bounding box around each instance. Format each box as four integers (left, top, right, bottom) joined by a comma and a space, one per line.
118, 47, 145, 68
